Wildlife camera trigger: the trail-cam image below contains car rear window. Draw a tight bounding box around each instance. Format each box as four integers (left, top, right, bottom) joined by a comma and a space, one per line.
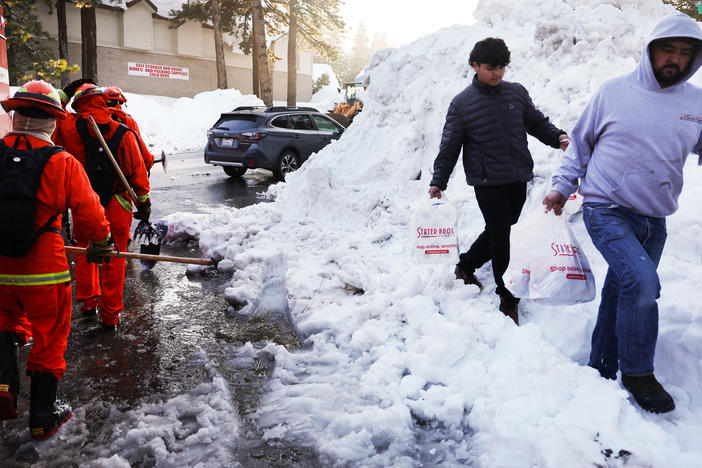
214, 115, 263, 132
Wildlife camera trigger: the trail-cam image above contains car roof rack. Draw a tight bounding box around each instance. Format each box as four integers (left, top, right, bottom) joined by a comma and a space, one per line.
264, 106, 318, 113
231, 105, 268, 112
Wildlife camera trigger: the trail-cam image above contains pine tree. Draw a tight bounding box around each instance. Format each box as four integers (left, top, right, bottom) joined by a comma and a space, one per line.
212, 0, 228, 88
74, 0, 98, 81
663, 0, 702, 20
55, 0, 70, 87
251, 0, 272, 105
282, 0, 344, 106
0, 0, 77, 84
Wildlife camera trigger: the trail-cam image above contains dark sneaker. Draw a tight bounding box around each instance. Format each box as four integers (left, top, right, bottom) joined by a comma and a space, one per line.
0, 331, 19, 420
621, 374, 675, 414
496, 286, 519, 325
102, 323, 118, 332
81, 308, 98, 317
454, 266, 483, 291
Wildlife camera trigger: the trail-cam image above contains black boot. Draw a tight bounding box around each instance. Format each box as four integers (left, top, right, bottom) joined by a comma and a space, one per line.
621, 374, 675, 414
0, 331, 20, 420
496, 286, 520, 325
29, 371, 72, 440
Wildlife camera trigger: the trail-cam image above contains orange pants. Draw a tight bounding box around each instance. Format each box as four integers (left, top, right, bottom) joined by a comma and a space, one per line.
74, 197, 132, 326
0, 282, 72, 379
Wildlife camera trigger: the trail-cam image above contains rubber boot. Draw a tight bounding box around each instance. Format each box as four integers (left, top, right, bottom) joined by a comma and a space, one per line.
29, 371, 72, 440
0, 331, 20, 420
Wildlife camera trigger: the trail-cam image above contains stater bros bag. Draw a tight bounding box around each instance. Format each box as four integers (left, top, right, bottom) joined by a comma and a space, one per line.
411, 197, 459, 264
504, 208, 596, 305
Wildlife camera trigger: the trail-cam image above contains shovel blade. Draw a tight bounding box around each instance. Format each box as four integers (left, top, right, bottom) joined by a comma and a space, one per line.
139, 242, 160, 270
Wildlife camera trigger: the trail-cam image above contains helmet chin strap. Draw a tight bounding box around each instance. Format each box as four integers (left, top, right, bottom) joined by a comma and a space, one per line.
9, 113, 57, 144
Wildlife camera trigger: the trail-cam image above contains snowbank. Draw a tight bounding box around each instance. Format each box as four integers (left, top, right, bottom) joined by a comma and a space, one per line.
122, 88, 263, 155
166, 0, 702, 465
311, 63, 345, 112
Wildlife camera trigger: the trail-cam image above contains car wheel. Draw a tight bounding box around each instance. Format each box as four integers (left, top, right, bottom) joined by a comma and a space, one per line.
274, 150, 300, 181
223, 166, 247, 178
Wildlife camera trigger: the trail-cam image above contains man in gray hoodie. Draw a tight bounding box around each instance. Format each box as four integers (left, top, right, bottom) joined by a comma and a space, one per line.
543, 13, 702, 413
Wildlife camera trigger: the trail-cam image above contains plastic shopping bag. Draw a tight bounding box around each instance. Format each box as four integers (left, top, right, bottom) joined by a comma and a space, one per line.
411, 197, 459, 264
504, 208, 596, 305
563, 190, 584, 217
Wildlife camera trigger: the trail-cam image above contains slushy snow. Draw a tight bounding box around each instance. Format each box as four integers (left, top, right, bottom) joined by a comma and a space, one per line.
124, 0, 702, 465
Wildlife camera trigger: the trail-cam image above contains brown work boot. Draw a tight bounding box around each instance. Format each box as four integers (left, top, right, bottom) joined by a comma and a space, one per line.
496, 286, 519, 325
454, 266, 483, 291
621, 374, 675, 414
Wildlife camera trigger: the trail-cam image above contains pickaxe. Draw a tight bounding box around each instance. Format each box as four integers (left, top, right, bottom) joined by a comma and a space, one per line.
153, 150, 168, 172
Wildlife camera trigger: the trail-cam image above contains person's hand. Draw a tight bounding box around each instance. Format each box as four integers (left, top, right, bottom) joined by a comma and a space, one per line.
87, 236, 113, 264
543, 190, 567, 215
428, 186, 442, 199
559, 134, 571, 151
133, 199, 151, 221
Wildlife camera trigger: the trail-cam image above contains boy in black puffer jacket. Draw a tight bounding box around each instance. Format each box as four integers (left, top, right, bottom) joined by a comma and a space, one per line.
429, 37, 570, 324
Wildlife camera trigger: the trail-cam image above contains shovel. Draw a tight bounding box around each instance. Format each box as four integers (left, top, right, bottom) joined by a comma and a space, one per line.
134, 219, 169, 269
65, 245, 214, 266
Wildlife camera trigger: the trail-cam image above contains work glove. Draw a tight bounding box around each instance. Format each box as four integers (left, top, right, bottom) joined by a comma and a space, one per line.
133, 199, 151, 221
63, 78, 97, 101
87, 235, 113, 264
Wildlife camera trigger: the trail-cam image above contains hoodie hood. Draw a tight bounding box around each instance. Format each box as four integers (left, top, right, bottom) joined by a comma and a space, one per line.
635, 12, 702, 91
73, 94, 113, 124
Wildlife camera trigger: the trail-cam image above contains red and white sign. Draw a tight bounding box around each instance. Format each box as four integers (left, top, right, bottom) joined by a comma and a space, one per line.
127, 62, 189, 80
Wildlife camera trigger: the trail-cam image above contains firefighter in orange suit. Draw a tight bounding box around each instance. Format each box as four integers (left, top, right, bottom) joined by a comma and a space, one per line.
54, 83, 151, 330
0, 81, 112, 439
104, 86, 155, 172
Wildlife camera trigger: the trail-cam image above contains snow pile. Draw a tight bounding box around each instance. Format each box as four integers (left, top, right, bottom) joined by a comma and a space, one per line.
167, 0, 702, 465
311, 63, 345, 112
123, 88, 263, 155
18, 353, 241, 466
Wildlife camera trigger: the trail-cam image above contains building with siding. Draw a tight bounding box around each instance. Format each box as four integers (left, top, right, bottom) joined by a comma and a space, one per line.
35, 0, 313, 101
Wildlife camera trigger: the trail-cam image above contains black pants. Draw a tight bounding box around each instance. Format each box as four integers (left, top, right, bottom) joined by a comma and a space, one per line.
457, 181, 527, 288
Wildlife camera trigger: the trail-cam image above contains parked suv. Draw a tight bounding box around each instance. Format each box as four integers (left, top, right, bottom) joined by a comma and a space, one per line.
204, 106, 345, 181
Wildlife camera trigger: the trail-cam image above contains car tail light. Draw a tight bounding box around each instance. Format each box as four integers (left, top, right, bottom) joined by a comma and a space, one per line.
207, 130, 214, 139
242, 131, 266, 141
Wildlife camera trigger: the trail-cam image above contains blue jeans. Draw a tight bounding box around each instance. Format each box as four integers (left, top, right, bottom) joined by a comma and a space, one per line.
582, 203, 667, 378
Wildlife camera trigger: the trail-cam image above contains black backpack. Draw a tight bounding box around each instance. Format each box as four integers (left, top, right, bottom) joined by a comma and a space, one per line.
75, 118, 128, 207
0, 136, 64, 258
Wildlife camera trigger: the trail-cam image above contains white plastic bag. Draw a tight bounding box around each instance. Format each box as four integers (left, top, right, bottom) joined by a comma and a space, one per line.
411, 197, 459, 264
563, 190, 584, 217
504, 209, 596, 305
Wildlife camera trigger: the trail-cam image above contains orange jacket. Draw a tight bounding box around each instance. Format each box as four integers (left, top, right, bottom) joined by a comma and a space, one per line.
109, 107, 155, 171
53, 95, 150, 211
0, 135, 111, 285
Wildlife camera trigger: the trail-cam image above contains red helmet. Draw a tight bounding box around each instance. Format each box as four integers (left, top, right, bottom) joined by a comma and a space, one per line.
0, 80, 66, 119
72, 82, 104, 109
103, 86, 127, 104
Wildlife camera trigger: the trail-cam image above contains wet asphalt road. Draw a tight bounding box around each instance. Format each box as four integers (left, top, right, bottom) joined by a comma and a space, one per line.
1, 152, 318, 467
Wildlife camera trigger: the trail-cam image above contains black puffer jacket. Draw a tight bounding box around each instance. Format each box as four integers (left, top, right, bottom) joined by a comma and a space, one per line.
430, 75, 565, 189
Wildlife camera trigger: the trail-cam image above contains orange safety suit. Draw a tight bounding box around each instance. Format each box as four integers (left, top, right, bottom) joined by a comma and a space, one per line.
0, 135, 110, 379
109, 106, 154, 171
54, 95, 150, 326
